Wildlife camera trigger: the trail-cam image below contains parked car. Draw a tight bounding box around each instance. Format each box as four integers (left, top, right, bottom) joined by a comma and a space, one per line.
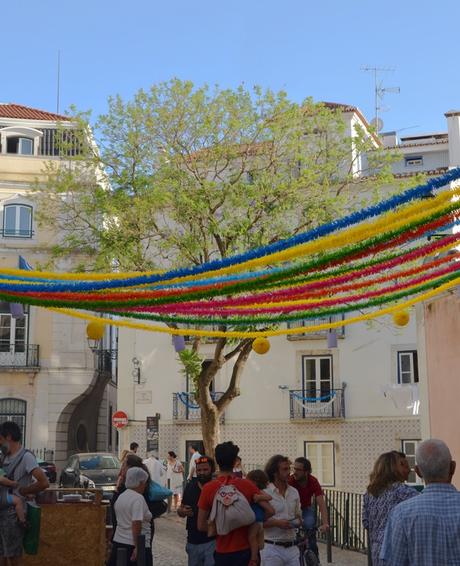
37, 458, 57, 484
59, 453, 121, 499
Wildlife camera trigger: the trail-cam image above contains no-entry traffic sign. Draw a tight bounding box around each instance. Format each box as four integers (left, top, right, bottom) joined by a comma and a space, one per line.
112, 410, 129, 429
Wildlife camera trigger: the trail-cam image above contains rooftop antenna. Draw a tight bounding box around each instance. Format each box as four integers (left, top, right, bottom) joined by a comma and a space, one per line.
361, 66, 400, 133
56, 49, 61, 115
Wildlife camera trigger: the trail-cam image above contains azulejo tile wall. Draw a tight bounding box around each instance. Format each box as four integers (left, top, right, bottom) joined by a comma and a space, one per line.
124, 417, 420, 493
157, 417, 421, 493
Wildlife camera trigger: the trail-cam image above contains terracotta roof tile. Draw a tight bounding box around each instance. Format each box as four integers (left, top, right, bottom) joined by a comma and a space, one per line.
0, 103, 69, 121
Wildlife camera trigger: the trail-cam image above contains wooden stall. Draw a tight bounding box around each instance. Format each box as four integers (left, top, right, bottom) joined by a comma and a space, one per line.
24, 489, 108, 566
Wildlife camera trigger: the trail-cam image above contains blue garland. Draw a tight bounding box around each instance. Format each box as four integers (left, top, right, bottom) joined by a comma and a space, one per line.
292, 391, 337, 402
0, 169, 458, 293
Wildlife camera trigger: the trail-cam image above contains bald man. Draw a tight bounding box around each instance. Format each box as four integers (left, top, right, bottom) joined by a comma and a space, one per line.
380, 438, 460, 566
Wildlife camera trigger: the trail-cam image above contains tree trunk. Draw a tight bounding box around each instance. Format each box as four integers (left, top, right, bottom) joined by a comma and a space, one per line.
200, 403, 221, 460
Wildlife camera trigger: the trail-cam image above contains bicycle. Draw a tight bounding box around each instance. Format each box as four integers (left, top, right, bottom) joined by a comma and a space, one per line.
295, 525, 320, 566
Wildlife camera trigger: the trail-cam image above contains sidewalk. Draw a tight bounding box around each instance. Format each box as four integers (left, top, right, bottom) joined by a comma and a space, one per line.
159, 513, 368, 566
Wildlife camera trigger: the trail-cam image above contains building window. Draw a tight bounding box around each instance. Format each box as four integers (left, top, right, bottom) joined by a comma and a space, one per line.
6, 137, 34, 155
287, 314, 345, 340
397, 351, 419, 384
3, 205, 33, 238
304, 441, 335, 486
302, 355, 333, 400
405, 156, 423, 167
401, 439, 422, 485
0, 302, 28, 353
0, 398, 27, 439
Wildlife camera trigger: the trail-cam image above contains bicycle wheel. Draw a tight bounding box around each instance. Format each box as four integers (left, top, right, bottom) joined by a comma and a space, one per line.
303, 549, 320, 566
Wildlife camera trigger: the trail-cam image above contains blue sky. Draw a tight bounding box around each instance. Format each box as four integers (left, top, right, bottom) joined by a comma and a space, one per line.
2, 0, 459, 135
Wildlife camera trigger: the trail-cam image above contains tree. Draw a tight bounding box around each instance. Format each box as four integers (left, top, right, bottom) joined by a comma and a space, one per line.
35, 79, 401, 456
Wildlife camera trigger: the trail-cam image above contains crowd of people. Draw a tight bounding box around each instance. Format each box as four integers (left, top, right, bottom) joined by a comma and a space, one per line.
0, 421, 459, 566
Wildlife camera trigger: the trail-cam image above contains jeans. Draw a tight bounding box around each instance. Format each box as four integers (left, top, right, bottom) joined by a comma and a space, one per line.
186, 540, 216, 566
302, 507, 319, 558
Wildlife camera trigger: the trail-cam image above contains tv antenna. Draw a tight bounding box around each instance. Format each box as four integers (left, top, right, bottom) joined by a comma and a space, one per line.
56, 49, 61, 115
361, 66, 400, 132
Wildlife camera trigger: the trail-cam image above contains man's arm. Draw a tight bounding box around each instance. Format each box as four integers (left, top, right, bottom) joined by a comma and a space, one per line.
130, 520, 142, 562
177, 484, 193, 517
316, 495, 329, 531
18, 467, 49, 497
197, 507, 210, 532
380, 510, 409, 566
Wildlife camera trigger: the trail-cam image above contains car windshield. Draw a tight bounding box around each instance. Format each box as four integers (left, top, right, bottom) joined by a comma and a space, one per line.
79, 455, 120, 471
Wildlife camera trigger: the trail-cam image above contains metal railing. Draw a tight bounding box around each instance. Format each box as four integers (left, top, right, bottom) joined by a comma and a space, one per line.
0, 344, 39, 368
289, 388, 345, 419
94, 348, 118, 375
172, 392, 225, 422
317, 489, 367, 554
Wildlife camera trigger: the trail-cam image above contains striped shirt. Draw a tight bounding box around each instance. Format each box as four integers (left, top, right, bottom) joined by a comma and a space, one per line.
380, 483, 460, 565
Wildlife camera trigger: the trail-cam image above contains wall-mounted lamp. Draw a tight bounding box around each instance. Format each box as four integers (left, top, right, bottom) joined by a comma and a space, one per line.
132, 357, 144, 384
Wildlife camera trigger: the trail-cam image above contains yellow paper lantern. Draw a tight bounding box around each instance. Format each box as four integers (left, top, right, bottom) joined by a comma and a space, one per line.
86, 321, 106, 341
393, 310, 410, 327
252, 337, 270, 355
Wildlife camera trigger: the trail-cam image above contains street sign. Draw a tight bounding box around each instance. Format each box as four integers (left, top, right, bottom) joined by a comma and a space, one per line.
112, 410, 129, 429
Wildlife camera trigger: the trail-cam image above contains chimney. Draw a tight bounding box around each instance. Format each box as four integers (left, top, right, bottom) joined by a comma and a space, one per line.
445, 110, 460, 167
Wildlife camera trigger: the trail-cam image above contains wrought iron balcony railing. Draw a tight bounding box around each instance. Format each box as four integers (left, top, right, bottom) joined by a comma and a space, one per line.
0, 344, 39, 369
94, 349, 118, 376
289, 388, 345, 419
173, 392, 225, 422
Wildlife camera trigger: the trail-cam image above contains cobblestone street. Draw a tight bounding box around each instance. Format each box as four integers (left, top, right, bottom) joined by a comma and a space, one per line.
152, 514, 368, 566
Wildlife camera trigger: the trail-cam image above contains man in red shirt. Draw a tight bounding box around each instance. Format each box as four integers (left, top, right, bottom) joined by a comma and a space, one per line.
197, 441, 260, 566
288, 457, 329, 559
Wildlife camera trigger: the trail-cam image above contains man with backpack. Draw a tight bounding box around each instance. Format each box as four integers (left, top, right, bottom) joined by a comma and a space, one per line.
0, 421, 49, 566
197, 442, 261, 566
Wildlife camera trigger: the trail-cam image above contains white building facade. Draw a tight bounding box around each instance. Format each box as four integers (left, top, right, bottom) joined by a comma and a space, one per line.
0, 104, 118, 469
116, 105, 460, 492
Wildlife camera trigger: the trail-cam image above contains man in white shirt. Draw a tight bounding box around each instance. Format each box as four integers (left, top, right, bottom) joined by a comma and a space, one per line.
143, 452, 166, 485
262, 454, 302, 566
110, 467, 152, 565
187, 444, 202, 481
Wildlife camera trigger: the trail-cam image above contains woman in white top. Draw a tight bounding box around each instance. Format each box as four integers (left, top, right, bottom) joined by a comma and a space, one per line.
166, 450, 184, 510
108, 467, 153, 566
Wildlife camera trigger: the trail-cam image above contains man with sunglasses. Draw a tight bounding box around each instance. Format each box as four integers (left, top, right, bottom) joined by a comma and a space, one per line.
288, 457, 329, 561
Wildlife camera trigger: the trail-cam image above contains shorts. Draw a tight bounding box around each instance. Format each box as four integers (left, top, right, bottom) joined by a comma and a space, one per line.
0, 506, 24, 558
251, 503, 265, 523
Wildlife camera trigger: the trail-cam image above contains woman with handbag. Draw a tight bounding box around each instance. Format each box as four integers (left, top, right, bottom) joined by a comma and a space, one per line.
108, 467, 153, 566
166, 451, 184, 511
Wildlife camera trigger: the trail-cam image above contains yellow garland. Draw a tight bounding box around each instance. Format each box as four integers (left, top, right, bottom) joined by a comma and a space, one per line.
48, 273, 460, 338
0, 187, 457, 285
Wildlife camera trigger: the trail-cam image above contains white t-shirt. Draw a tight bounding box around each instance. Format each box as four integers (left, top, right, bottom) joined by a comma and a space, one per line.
188, 451, 202, 479
143, 457, 165, 485
114, 489, 152, 547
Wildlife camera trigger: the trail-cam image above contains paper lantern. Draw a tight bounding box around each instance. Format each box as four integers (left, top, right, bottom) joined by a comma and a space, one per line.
393, 310, 410, 327
252, 337, 270, 355
9, 303, 24, 320
327, 329, 338, 348
86, 321, 105, 341
172, 335, 186, 353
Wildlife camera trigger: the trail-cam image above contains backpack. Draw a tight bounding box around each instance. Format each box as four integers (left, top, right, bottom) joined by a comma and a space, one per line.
209, 480, 256, 535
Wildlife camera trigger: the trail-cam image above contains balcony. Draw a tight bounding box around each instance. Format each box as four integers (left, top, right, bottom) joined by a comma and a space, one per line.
0, 345, 39, 370
289, 388, 345, 419
173, 392, 225, 423
286, 314, 345, 340
94, 349, 118, 376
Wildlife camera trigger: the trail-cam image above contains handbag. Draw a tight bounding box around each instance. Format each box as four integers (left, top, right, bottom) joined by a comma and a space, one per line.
147, 480, 173, 502
23, 502, 41, 555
